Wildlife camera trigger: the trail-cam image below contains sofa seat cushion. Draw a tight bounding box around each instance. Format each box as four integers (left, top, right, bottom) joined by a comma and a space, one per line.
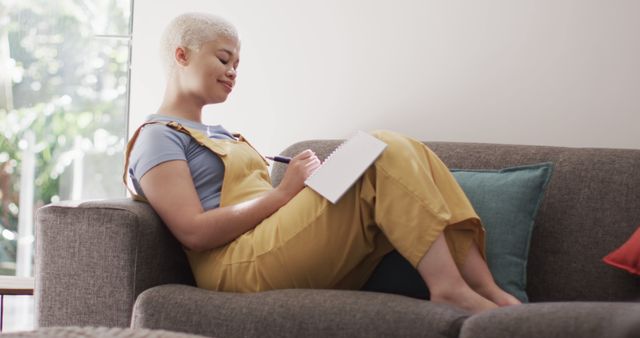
132, 284, 469, 338
1, 326, 208, 338
459, 302, 640, 338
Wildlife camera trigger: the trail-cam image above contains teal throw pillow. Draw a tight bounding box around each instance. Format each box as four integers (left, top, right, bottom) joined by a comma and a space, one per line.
451, 162, 553, 303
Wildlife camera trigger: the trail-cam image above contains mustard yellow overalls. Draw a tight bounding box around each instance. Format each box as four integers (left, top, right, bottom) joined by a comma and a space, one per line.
124, 121, 485, 292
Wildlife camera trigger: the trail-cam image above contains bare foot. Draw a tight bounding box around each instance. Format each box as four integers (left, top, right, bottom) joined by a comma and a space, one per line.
474, 285, 522, 307
430, 284, 499, 314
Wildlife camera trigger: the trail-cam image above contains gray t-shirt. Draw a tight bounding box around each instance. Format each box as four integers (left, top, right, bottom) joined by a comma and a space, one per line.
128, 114, 236, 210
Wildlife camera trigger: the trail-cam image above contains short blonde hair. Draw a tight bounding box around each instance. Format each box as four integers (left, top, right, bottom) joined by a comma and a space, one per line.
160, 12, 239, 76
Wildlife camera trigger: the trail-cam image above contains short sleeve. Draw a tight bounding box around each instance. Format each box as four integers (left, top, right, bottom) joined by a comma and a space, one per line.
129, 124, 189, 183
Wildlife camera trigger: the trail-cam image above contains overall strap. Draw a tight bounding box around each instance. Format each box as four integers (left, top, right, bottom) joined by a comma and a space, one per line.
234, 133, 270, 166
122, 121, 195, 202
164, 123, 268, 166
167, 122, 229, 157
123, 120, 269, 203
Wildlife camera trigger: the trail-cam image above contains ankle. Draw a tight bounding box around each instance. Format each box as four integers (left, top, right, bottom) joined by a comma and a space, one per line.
428, 278, 469, 299
472, 282, 499, 296
430, 279, 482, 306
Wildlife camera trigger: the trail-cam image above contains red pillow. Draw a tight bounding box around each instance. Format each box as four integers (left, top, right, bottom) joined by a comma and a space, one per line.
603, 225, 640, 275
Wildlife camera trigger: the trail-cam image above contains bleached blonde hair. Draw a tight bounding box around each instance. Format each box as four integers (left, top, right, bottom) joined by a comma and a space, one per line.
160, 12, 239, 77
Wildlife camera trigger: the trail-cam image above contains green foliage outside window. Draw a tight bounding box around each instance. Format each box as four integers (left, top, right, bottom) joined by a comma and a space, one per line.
0, 0, 132, 275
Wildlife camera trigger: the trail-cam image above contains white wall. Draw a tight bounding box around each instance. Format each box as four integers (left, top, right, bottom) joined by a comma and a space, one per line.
129, 0, 640, 157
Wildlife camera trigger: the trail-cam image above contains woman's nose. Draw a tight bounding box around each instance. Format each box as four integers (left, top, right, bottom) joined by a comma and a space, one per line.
226, 67, 237, 79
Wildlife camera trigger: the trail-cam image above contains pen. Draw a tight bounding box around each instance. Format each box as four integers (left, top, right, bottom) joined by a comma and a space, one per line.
266, 155, 291, 164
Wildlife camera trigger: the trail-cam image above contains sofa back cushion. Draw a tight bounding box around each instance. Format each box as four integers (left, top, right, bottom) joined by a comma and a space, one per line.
273, 140, 640, 302
450, 163, 554, 303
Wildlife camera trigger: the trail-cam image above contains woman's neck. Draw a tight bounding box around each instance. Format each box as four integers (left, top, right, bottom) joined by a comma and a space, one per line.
157, 85, 204, 123
156, 105, 202, 123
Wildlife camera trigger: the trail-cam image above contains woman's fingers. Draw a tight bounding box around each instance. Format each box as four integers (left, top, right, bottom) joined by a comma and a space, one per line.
275, 149, 324, 199
293, 149, 316, 162
294, 149, 312, 157
305, 156, 321, 171
293, 150, 320, 168
297, 150, 321, 176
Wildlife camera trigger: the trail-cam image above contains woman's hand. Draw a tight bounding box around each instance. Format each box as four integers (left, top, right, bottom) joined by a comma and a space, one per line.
275, 149, 321, 201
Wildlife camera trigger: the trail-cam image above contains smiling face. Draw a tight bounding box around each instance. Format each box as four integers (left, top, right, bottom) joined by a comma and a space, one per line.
178, 36, 241, 105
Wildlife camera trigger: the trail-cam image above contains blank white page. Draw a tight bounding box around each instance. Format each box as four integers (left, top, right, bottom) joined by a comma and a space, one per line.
305, 131, 387, 203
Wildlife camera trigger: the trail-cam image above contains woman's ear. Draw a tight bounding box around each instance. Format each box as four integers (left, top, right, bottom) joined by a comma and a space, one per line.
175, 46, 189, 66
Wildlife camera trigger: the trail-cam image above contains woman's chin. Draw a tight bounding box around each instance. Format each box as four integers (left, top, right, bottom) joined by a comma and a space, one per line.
207, 95, 229, 105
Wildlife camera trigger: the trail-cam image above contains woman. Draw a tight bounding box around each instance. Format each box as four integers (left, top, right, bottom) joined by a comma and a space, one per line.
125, 12, 521, 314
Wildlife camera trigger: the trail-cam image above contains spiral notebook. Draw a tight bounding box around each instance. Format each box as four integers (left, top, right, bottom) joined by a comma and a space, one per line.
305, 131, 387, 204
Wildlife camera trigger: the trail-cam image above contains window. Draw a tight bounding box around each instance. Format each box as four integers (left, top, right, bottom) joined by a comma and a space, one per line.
0, 0, 132, 331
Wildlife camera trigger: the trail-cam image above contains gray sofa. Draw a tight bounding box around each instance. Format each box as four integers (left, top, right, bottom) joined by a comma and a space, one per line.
35, 140, 640, 338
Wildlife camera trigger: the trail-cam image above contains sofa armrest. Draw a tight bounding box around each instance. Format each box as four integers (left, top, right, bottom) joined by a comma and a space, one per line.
35, 198, 195, 328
